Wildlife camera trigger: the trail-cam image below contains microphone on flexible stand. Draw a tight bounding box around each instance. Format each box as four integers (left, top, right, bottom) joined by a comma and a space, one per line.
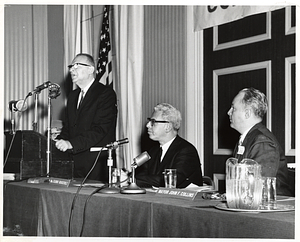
8, 99, 28, 134
121, 151, 151, 194
9, 100, 28, 112
27, 81, 51, 96
106, 138, 129, 149
90, 138, 129, 152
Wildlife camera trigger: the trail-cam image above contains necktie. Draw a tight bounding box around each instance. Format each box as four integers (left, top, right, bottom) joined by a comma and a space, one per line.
158, 147, 163, 162
238, 136, 243, 146
77, 90, 84, 109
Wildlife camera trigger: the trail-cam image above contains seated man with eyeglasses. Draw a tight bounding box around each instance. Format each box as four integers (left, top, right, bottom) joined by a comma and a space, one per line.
135, 103, 203, 188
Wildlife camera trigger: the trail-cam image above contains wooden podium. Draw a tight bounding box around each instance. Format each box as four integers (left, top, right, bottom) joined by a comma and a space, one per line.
4, 130, 73, 180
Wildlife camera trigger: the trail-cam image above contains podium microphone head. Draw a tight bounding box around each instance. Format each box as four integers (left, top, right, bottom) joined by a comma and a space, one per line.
48, 83, 61, 99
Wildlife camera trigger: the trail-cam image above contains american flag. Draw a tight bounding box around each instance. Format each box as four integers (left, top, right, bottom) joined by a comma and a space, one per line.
95, 5, 112, 86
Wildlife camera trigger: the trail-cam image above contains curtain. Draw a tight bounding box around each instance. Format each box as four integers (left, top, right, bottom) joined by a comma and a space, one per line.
64, 5, 92, 92
4, 5, 48, 133
113, 6, 144, 170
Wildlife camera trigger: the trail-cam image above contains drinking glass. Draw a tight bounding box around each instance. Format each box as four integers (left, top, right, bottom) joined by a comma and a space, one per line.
164, 169, 177, 188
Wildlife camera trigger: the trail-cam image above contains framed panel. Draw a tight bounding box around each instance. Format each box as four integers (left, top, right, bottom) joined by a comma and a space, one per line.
213, 12, 271, 51
285, 56, 295, 156
213, 61, 272, 155
285, 6, 296, 35
213, 173, 225, 192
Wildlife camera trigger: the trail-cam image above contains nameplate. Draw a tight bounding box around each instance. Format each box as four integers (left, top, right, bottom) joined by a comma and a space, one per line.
48, 177, 71, 187
4, 173, 16, 181
27, 177, 49, 184
156, 188, 198, 200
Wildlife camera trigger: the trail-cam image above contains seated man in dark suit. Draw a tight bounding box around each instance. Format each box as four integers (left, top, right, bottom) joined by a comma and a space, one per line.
228, 87, 292, 196
136, 103, 203, 188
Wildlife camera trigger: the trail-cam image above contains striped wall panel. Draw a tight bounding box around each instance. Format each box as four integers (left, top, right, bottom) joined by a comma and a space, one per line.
143, 6, 187, 137
4, 5, 48, 134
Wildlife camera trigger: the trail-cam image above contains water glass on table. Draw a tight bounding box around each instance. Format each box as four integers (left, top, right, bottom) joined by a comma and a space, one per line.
261, 177, 277, 209
164, 169, 177, 188
111, 168, 121, 188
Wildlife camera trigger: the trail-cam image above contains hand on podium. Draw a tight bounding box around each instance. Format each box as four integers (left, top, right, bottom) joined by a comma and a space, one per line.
55, 139, 73, 152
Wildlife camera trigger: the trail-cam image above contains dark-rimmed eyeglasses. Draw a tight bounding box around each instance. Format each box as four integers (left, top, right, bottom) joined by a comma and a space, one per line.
147, 118, 169, 126
68, 63, 91, 70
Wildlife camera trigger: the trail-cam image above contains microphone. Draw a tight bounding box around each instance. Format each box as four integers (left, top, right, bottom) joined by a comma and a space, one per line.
9, 100, 28, 112
132, 151, 151, 168
28, 81, 51, 96
48, 83, 61, 99
106, 138, 129, 149
120, 151, 151, 194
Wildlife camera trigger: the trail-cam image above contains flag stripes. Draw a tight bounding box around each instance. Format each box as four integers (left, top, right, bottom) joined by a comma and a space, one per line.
96, 5, 113, 86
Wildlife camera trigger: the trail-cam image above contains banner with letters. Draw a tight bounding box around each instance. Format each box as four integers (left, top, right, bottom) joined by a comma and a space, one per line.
194, 5, 286, 31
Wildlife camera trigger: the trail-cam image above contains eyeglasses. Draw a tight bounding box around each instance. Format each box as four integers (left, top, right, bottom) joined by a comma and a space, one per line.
68, 63, 91, 70
147, 118, 169, 126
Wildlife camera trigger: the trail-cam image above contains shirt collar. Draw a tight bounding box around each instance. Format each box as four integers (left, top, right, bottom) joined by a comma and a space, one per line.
160, 136, 176, 160
240, 125, 254, 144
81, 78, 94, 94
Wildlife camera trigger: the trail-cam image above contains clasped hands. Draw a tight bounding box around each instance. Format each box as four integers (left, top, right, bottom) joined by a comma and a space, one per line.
55, 139, 73, 152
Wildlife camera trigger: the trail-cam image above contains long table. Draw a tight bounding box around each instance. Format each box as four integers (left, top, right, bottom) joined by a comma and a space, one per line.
3, 180, 295, 238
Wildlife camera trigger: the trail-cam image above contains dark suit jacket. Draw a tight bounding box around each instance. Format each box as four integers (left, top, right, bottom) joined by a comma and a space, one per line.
136, 136, 203, 188
58, 80, 117, 181
233, 122, 292, 196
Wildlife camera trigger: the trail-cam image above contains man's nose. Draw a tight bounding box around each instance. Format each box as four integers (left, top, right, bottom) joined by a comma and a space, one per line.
146, 121, 151, 128
227, 108, 232, 116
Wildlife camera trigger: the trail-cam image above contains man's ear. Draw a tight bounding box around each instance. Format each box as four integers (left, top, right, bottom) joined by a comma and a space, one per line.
245, 108, 251, 119
89, 66, 95, 75
165, 123, 172, 133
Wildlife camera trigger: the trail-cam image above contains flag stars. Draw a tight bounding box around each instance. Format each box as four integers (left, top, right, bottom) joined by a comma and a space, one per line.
96, 5, 112, 86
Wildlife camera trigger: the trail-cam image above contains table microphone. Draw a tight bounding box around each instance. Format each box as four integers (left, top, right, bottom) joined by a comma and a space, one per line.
132, 151, 151, 168
121, 151, 151, 194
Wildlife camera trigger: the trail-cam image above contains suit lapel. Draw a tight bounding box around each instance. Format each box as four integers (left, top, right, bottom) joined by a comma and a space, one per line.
75, 80, 98, 114
233, 123, 261, 161
149, 146, 162, 174
158, 136, 180, 171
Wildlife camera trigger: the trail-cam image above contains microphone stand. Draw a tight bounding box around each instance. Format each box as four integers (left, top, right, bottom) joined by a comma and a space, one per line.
99, 148, 120, 194
45, 83, 61, 177
10, 110, 16, 135
120, 164, 146, 194
33, 93, 38, 132
46, 95, 52, 177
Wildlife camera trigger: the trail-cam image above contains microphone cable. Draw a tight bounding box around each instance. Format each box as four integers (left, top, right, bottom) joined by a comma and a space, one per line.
68, 148, 104, 237
4, 96, 29, 169
79, 185, 107, 237
78, 168, 131, 236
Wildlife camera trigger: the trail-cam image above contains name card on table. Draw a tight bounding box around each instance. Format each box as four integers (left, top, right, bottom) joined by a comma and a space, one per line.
156, 188, 198, 200
49, 177, 71, 187
27, 177, 71, 187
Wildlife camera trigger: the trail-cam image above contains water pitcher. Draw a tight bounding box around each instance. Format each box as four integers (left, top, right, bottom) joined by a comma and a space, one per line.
226, 158, 263, 209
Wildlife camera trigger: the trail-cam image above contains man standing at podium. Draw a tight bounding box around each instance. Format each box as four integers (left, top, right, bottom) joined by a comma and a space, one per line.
55, 53, 117, 181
